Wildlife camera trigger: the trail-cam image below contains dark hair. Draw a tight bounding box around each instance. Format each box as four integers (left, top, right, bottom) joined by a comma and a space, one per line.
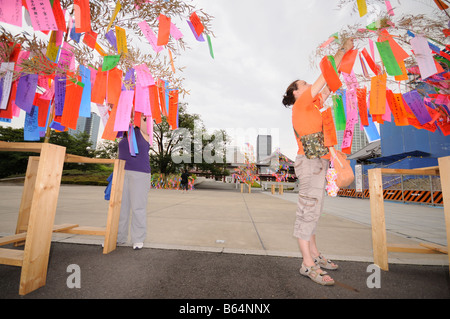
282, 80, 299, 108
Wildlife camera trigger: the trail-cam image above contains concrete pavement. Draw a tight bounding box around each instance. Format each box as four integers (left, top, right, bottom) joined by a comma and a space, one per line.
0, 180, 449, 300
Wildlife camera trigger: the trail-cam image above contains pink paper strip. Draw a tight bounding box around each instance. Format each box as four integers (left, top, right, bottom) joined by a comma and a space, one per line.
0, 0, 22, 27
114, 90, 135, 132
135, 63, 155, 87
341, 90, 359, 149
147, 115, 153, 146
170, 22, 183, 40
410, 35, 438, 79
138, 21, 164, 53
135, 84, 151, 115
25, 0, 58, 31
385, 0, 394, 16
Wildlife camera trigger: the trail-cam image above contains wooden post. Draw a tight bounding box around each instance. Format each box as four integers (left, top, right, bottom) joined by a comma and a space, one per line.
271, 184, 275, 194
103, 159, 125, 254
368, 168, 389, 271
19, 143, 66, 295
438, 156, 450, 275
15, 157, 40, 244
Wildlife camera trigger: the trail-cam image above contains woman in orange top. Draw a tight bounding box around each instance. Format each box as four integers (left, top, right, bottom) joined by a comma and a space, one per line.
282, 39, 354, 286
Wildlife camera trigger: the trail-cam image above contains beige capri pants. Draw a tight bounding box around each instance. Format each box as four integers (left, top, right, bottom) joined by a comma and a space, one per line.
293, 155, 329, 241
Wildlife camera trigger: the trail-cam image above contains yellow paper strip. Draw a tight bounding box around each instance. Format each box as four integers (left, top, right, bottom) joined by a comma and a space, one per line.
357, 0, 367, 17
115, 25, 128, 55
107, 0, 122, 32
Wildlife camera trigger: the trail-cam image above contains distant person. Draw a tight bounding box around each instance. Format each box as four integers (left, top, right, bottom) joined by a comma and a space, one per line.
117, 115, 151, 250
180, 169, 190, 192
282, 39, 354, 286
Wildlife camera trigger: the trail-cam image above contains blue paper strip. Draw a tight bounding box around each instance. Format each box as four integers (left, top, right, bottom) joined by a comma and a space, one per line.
24, 105, 40, 141
79, 65, 91, 117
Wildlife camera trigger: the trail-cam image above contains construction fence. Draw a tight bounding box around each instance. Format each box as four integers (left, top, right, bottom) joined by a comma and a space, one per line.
337, 172, 443, 206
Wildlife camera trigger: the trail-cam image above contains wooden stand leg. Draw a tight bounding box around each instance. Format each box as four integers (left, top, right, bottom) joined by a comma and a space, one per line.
102, 160, 125, 254
15, 157, 40, 245
19, 143, 66, 295
368, 168, 389, 271
438, 156, 450, 275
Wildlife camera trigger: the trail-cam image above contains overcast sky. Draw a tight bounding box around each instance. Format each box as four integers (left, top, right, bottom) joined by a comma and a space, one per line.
1, 0, 440, 161
176, 0, 439, 160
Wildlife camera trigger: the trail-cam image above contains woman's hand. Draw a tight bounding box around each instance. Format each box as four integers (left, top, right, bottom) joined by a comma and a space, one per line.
341, 38, 354, 53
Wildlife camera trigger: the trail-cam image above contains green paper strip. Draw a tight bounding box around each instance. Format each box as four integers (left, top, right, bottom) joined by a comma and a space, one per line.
333, 95, 346, 131
207, 34, 214, 59
375, 41, 403, 76
103, 55, 121, 71
327, 55, 338, 74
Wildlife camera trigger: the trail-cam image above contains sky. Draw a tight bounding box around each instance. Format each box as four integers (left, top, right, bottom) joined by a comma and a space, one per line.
174, 0, 440, 160
0, 0, 441, 161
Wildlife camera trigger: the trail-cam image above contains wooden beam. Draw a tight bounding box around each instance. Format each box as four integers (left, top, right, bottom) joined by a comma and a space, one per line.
0, 141, 43, 153
387, 243, 441, 254
369, 168, 389, 271
380, 167, 440, 176
0, 224, 79, 247
62, 226, 106, 236
0, 233, 27, 247
19, 143, 66, 296
0, 248, 24, 267
64, 154, 115, 164
103, 159, 125, 254
438, 156, 450, 275
419, 243, 448, 254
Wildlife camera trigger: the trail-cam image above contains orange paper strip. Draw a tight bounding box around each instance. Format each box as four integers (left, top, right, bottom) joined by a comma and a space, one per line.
386, 90, 409, 126
74, 0, 91, 33
149, 85, 162, 124
361, 48, 381, 75
83, 30, 98, 49
168, 89, 179, 129
157, 79, 168, 116
60, 80, 84, 130
91, 67, 107, 104
433, 0, 449, 10
101, 103, 119, 141
52, 0, 66, 31
189, 12, 204, 37
319, 56, 342, 92
338, 49, 358, 74
157, 14, 171, 46
356, 87, 369, 126
107, 68, 123, 107
369, 73, 387, 115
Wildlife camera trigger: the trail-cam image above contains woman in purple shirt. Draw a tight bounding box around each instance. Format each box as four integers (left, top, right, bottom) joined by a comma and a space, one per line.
117, 115, 151, 250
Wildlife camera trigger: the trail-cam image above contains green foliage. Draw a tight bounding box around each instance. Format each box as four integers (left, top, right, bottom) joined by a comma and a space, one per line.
0, 127, 103, 178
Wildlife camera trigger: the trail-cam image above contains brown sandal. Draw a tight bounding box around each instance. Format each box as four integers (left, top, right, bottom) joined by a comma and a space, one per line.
314, 254, 339, 270
299, 264, 335, 286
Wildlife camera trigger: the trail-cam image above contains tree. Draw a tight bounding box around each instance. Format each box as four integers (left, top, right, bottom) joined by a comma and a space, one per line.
0, 126, 98, 177
0, 0, 214, 144
150, 103, 230, 176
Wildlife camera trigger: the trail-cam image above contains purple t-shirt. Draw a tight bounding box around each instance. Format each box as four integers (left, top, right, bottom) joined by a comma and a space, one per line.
118, 127, 151, 174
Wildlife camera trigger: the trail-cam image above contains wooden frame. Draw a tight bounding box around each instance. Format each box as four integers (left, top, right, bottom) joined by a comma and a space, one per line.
0, 142, 125, 295
368, 156, 450, 273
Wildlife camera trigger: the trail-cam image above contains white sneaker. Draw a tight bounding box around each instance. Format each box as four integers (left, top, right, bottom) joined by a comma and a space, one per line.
133, 242, 144, 250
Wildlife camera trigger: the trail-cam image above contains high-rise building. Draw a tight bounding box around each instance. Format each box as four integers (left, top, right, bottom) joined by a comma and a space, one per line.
335, 119, 369, 154
256, 135, 272, 162
69, 112, 101, 149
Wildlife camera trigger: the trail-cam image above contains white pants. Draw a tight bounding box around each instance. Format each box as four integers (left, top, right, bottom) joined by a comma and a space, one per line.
117, 170, 150, 244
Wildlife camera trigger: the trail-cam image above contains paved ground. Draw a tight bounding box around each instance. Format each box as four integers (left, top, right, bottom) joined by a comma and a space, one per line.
0, 180, 449, 304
